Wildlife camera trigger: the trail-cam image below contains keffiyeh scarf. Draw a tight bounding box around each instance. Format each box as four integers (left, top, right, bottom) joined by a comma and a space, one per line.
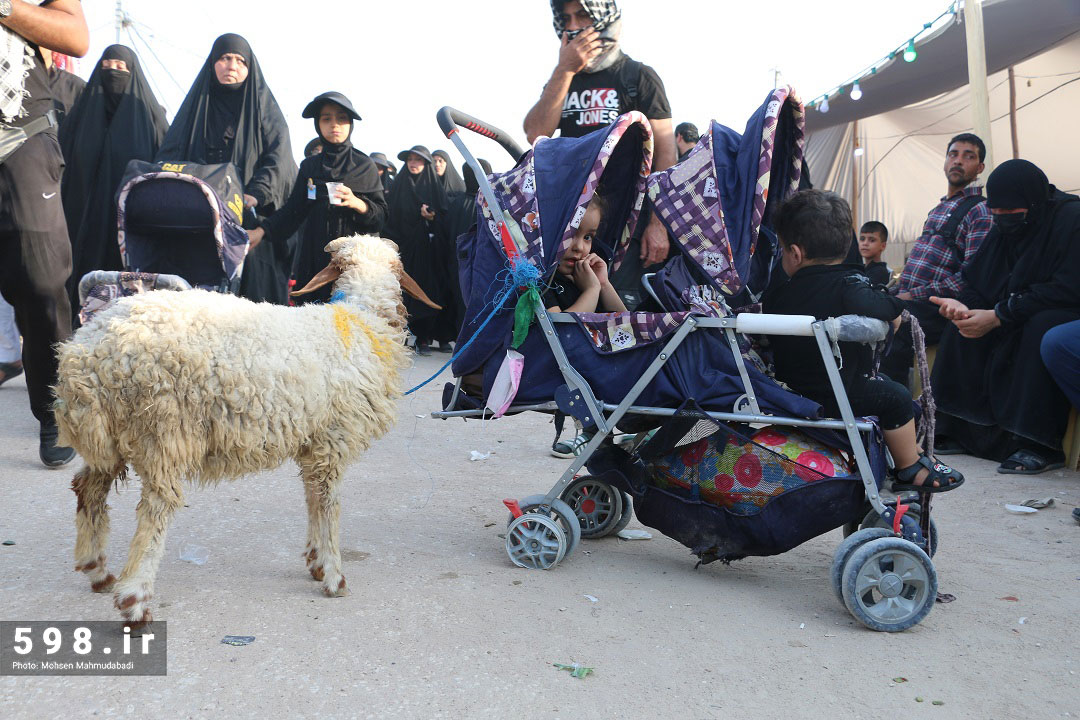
550, 0, 621, 35
1, 0, 46, 122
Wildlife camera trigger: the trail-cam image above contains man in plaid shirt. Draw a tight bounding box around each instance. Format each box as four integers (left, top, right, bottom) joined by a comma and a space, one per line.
882, 133, 992, 383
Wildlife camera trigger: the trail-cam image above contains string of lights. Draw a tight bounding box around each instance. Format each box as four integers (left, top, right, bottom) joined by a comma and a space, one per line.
809, 1, 960, 113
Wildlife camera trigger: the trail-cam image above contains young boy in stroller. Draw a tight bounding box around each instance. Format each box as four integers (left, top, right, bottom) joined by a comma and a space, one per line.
763, 189, 963, 494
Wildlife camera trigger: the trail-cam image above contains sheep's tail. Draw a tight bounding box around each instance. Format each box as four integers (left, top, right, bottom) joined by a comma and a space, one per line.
53, 347, 119, 469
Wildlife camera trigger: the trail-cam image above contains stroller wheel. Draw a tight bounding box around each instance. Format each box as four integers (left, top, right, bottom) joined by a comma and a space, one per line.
610, 492, 635, 535
841, 537, 937, 632
860, 505, 938, 558
511, 496, 581, 559
506, 513, 567, 570
561, 477, 623, 538
830, 528, 893, 603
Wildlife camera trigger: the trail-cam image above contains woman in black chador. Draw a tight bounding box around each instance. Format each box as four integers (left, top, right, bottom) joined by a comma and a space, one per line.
156, 33, 296, 304
931, 159, 1080, 474
247, 91, 387, 304
59, 45, 168, 319
383, 145, 451, 355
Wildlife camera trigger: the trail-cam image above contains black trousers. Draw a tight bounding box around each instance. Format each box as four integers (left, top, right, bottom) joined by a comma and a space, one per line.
880, 298, 950, 384
0, 132, 72, 426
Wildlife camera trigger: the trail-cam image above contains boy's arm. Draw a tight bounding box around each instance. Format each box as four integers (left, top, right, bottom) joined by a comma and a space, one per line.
842, 276, 904, 321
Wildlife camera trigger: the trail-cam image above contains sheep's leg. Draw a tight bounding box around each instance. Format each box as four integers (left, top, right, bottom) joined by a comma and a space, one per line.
72, 464, 122, 593
112, 477, 184, 626
299, 456, 348, 597
302, 474, 325, 582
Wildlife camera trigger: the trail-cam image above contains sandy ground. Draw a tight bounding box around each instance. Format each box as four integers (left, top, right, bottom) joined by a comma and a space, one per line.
1, 354, 1078, 719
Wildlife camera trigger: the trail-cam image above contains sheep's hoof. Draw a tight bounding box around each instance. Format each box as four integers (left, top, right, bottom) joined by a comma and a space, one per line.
309, 565, 325, 582
91, 574, 117, 593
114, 587, 153, 625
323, 577, 349, 598
123, 612, 153, 632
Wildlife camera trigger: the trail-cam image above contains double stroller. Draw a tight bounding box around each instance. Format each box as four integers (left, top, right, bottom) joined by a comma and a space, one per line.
432, 90, 942, 632
76, 160, 250, 325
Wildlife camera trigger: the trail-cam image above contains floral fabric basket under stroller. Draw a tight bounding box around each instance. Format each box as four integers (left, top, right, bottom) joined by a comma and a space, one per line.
77, 159, 250, 326
431, 95, 941, 632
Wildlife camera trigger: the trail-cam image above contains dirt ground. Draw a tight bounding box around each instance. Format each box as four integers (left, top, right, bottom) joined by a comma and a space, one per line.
1, 355, 1078, 719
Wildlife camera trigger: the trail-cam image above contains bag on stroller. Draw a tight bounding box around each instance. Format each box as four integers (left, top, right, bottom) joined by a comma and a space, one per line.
77, 160, 250, 325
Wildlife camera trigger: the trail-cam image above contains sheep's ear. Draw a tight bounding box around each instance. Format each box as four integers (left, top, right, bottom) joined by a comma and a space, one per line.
400, 270, 441, 310
292, 263, 341, 296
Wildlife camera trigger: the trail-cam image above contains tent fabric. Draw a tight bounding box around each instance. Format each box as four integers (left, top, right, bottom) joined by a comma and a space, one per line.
805, 25, 1080, 268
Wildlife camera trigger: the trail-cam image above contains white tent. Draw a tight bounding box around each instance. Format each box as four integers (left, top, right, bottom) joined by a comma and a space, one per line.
804, 0, 1080, 267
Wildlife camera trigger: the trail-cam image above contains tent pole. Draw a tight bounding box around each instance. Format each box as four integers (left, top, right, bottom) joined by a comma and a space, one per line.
851, 120, 859, 231
963, 0, 995, 170
1008, 65, 1019, 159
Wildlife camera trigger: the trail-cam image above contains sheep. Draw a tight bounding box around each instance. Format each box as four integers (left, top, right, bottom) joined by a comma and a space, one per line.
54, 235, 437, 626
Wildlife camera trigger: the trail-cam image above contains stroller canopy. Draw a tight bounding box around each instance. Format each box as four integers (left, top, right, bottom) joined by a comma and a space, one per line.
648, 87, 805, 302
454, 112, 653, 377
117, 160, 250, 288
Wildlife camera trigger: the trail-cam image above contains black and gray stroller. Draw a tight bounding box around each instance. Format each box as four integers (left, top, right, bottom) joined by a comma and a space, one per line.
431, 94, 946, 633
77, 160, 250, 325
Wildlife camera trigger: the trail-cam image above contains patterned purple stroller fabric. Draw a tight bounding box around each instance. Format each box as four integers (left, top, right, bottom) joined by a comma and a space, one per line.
478, 111, 653, 272
647, 86, 806, 297
78, 272, 178, 326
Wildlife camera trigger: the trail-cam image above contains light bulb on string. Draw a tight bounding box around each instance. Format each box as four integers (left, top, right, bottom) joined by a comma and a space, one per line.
850, 81, 863, 101
819, 96, 830, 113
903, 39, 918, 62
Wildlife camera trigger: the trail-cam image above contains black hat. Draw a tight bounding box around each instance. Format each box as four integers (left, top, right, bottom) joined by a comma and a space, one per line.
370, 152, 396, 172
302, 91, 361, 121
397, 145, 433, 164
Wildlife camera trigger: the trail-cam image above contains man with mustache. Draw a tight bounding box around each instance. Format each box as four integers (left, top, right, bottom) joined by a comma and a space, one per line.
880, 133, 993, 386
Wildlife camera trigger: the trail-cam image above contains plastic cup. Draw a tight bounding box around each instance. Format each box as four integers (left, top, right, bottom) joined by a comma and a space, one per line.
326, 182, 344, 205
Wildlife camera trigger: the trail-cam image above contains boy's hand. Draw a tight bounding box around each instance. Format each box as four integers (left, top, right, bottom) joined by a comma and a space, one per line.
585, 253, 609, 285
929, 296, 970, 321
572, 257, 601, 292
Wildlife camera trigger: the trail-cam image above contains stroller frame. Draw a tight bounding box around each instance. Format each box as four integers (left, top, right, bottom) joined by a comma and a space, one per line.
433, 108, 939, 631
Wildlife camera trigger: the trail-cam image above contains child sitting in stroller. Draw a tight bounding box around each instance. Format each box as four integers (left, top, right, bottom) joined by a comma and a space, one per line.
763, 190, 964, 494
542, 193, 626, 314
545, 192, 627, 458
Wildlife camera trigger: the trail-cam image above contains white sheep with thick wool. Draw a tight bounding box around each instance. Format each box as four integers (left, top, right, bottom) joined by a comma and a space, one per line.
54, 235, 436, 625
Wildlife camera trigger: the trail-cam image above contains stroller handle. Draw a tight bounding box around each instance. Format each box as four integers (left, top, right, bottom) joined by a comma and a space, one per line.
436, 107, 524, 161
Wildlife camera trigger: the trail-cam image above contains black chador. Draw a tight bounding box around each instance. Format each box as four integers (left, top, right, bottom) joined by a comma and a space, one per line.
59, 44, 168, 318
156, 33, 296, 304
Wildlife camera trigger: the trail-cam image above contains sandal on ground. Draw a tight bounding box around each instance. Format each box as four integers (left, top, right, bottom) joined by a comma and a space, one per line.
551, 431, 593, 459
892, 455, 965, 494
996, 449, 1065, 476
932, 437, 966, 456
0, 361, 22, 388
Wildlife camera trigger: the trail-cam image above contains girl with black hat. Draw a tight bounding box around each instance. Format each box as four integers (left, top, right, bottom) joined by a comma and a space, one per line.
156, 33, 296, 304
247, 91, 388, 304
384, 146, 452, 354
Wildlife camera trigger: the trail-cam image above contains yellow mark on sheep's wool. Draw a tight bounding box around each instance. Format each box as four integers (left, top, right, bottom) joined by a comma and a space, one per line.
331, 306, 394, 363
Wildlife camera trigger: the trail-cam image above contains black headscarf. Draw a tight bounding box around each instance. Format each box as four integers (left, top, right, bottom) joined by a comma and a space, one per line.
462, 158, 492, 195
432, 149, 466, 194
290, 95, 386, 294
59, 44, 168, 320
156, 33, 295, 213
961, 160, 1080, 324
383, 150, 451, 330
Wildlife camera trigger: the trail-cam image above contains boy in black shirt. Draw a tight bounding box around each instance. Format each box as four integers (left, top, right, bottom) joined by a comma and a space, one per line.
763, 191, 962, 493
858, 220, 892, 286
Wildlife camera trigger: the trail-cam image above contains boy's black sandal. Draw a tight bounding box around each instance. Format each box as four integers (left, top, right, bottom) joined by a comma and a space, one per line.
892, 455, 965, 494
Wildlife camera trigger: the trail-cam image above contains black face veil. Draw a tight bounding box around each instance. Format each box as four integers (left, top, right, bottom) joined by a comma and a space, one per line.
59, 44, 169, 316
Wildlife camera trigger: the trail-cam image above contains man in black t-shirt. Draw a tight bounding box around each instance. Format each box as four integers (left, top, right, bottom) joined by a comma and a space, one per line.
41, 48, 85, 123
524, 0, 676, 291
0, 0, 89, 467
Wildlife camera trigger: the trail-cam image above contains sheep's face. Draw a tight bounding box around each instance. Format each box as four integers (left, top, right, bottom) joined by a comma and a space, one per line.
292, 235, 438, 332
